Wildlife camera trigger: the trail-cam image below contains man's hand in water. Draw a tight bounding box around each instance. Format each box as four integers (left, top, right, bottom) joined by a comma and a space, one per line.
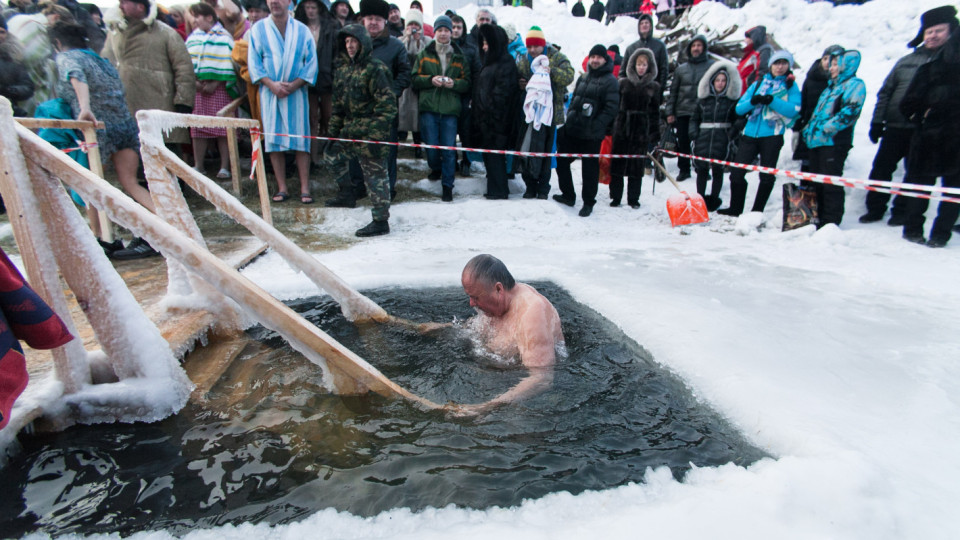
444, 402, 498, 418
416, 322, 453, 334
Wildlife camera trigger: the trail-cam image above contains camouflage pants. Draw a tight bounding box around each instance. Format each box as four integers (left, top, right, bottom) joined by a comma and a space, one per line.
332, 153, 390, 221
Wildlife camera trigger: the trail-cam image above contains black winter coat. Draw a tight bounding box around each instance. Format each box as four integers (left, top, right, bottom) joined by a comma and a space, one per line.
588, 0, 605, 21
564, 55, 619, 141
900, 31, 960, 178
370, 33, 412, 97
612, 48, 660, 177
472, 25, 521, 150
792, 59, 830, 161
690, 61, 741, 160
872, 45, 936, 129
0, 56, 35, 114
571, 0, 586, 17
666, 36, 715, 118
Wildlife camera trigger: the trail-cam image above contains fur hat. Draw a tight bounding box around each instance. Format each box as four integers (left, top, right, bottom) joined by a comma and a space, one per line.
433, 14, 452, 33
358, 0, 390, 20
768, 49, 794, 68
526, 26, 546, 48
404, 8, 422, 26
908, 5, 959, 48
588, 44, 607, 58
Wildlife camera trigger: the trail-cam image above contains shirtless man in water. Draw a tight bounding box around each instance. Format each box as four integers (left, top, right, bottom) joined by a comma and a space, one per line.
446, 254, 564, 416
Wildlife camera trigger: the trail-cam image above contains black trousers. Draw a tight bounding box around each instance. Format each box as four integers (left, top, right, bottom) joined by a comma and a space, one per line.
556, 129, 603, 206
521, 126, 556, 197
805, 145, 851, 227
729, 134, 783, 211
483, 153, 509, 198
695, 162, 725, 197
675, 116, 692, 174
902, 173, 960, 243
865, 126, 911, 218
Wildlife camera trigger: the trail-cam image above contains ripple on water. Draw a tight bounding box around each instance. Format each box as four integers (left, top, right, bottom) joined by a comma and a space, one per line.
0, 284, 768, 537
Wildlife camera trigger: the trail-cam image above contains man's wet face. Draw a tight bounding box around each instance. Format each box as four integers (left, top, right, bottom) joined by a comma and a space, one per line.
462, 274, 503, 317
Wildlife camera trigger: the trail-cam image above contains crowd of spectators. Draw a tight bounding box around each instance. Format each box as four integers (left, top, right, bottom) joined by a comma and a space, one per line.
0, 0, 957, 247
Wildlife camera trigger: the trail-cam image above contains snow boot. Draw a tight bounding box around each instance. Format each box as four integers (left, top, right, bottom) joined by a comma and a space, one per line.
110, 237, 159, 260
717, 179, 747, 216
356, 219, 390, 237
442, 186, 453, 202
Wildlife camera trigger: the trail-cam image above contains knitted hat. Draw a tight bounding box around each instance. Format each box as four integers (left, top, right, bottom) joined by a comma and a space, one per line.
359, 0, 390, 19
388, 3, 399, 11
768, 49, 794, 68
588, 44, 607, 58
908, 5, 959, 48
405, 8, 422, 26
433, 14, 452, 33
608, 44, 620, 54
409, 0, 423, 11
526, 26, 546, 48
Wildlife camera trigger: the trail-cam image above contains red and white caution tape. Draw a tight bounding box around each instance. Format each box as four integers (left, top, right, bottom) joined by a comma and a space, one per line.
659, 148, 960, 204
61, 139, 98, 154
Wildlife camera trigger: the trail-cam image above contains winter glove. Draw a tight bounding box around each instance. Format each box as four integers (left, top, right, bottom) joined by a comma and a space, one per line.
751, 94, 774, 106
174, 104, 192, 115
869, 123, 884, 144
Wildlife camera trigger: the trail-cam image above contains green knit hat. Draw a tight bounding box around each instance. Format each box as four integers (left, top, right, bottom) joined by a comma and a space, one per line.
526, 26, 546, 48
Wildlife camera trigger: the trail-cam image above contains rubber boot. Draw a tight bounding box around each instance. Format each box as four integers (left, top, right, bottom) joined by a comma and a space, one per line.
751, 179, 775, 213
717, 178, 747, 216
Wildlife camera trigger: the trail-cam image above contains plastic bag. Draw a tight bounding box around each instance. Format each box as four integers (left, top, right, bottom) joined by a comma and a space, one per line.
598, 135, 613, 185
782, 182, 818, 231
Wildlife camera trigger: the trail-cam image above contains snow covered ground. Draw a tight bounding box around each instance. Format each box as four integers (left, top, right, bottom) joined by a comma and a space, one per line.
13, 0, 960, 538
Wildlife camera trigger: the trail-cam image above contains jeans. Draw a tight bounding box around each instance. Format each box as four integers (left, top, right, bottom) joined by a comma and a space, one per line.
420, 111, 459, 188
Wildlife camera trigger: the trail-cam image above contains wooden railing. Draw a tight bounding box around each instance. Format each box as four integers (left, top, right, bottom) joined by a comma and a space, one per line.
0, 97, 439, 439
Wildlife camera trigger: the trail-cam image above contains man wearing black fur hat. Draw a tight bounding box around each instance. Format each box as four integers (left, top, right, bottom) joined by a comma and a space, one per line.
899, 6, 960, 248
860, 5, 955, 226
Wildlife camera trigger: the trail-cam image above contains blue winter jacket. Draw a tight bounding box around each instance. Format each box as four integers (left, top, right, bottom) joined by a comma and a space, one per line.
803, 50, 866, 149
735, 72, 801, 138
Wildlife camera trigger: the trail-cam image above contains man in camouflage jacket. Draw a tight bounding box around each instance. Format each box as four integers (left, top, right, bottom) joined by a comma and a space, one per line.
325, 24, 398, 237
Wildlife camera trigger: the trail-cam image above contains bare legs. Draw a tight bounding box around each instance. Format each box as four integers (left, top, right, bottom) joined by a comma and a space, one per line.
113, 148, 155, 213
269, 150, 311, 198
192, 136, 229, 174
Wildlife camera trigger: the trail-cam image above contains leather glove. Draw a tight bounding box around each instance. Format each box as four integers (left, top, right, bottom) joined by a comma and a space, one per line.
869, 123, 884, 144
174, 104, 192, 115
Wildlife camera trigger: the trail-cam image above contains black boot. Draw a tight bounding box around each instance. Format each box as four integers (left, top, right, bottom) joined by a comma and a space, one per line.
704, 195, 723, 212
325, 191, 356, 208
442, 186, 453, 202
356, 219, 390, 237
751, 180, 775, 212
718, 178, 747, 216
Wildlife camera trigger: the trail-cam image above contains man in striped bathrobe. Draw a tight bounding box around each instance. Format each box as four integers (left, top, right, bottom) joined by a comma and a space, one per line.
248, 0, 318, 204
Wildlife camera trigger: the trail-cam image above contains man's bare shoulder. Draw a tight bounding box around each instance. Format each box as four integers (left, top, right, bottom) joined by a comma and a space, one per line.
513, 284, 563, 338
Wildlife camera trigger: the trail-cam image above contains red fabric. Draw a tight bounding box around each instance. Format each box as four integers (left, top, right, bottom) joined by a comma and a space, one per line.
599, 135, 613, 185
0, 248, 74, 429
737, 45, 760, 96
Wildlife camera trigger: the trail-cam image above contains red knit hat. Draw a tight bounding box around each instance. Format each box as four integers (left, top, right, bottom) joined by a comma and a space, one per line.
526, 26, 546, 48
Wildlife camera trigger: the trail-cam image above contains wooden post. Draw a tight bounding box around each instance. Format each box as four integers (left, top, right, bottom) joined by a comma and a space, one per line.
253, 127, 272, 225
81, 125, 113, 242
0, 98, 90, 393
227, 127, 241, 195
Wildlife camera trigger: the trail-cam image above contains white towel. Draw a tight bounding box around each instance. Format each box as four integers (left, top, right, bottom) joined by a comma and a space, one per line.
523, 55, 554, 130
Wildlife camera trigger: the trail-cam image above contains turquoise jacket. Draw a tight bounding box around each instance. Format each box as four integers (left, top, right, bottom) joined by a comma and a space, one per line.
735, 72, 801, 138
803, 50, 866, 149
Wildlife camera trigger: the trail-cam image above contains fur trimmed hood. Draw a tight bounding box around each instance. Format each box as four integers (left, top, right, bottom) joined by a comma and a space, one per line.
697, 60, 740, 99
625, 47, 657, 86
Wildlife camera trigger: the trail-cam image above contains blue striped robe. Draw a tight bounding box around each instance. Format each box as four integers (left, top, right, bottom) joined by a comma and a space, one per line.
247, 16, 318, 152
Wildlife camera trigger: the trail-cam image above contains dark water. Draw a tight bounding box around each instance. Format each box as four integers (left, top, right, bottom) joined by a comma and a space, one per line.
0, 284, 767, 537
